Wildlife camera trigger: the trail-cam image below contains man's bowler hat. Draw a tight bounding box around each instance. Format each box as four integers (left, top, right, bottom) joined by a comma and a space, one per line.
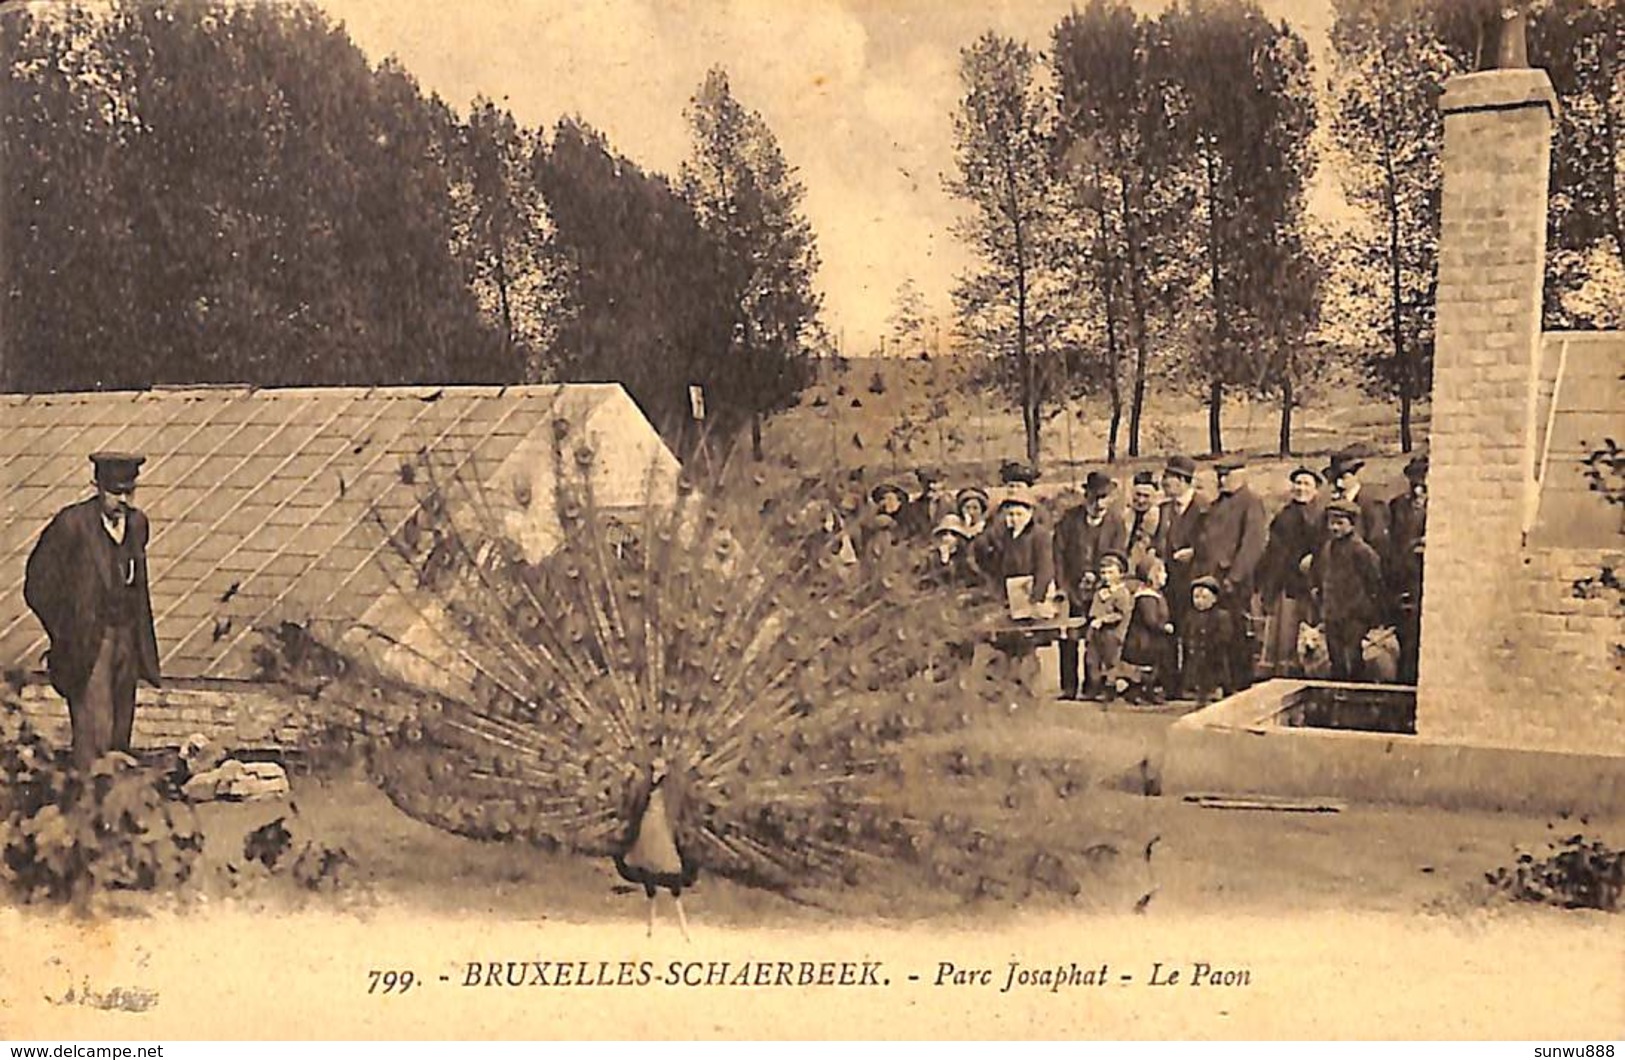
1163, 454, 1197, 481
1084, 471, 1116, 498
1326, 447, 1366, 480
1289, 465, 1322, 485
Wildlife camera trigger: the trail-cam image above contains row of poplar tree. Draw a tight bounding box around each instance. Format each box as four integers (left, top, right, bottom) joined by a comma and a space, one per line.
946, 0, 1624, 463
2, 0, 1619, 462
0, 0, 820, 455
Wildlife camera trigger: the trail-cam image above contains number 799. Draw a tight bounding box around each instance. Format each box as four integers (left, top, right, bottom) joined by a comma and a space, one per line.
368, 970, 416, 994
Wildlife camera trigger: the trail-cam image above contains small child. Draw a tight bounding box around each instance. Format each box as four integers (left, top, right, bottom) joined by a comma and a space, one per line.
1310, 499, 1386, 681
1122, 555, 1177, 704
1085, 551, 1133, 700
1180, 575, 1235, 704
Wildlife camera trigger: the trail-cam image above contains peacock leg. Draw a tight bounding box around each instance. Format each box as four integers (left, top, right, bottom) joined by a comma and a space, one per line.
646, 893, 656, 938
674, 895, 691, 942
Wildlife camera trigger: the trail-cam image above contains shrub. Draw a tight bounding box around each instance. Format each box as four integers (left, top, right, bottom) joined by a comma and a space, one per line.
1581, 438, 1624, 507
232, 815, 354, 894
0, 699, 204, 907
1486, 834, 1623, 912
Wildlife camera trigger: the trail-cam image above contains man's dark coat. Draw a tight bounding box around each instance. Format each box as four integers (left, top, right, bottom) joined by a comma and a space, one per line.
1052, 506, 1128, 608
24, 498, 161, 700
1258, 500, 1324, 603
1386, 495, 1427, 596
1154, 491, 1208, 627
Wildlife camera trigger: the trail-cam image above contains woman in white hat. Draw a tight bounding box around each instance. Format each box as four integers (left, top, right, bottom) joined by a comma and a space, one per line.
923, 513, 981, 590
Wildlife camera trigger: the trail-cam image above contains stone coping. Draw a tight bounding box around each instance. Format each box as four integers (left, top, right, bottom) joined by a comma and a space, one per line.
1167, 678, 1406, 735
1166, 679, 1625, 816
1441, 69, 1560, 117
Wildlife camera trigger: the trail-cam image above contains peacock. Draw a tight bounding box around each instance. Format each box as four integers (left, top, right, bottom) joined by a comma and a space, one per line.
613, 755, 698, 938
271, 424, 1128, 931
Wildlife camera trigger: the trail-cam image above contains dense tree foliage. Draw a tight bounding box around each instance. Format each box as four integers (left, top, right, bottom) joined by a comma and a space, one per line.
887, 278, 929, 358
951, 4, 1321, 466
1329, 0, 1455, 453
7, 0, 1618, 468
681, 68, 823, 461
946, 33, 1069, 467
0, 3, 821, 461
1, 1, 511, 391
448, 97, 568, 382
1053, 0, 1189, 459
1524, 0, 1625, 329
535, 118, 734, 448
1160, 0, 1321, 457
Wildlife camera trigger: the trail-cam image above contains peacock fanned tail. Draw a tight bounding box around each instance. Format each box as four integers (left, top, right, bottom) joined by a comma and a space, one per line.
279, 431, 1115, 906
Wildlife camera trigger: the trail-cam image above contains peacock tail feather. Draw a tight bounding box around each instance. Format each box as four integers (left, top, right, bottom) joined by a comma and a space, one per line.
265, 430, 1129, 907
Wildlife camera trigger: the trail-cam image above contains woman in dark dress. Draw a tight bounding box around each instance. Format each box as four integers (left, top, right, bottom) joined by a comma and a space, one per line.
1257, 466, 1323, 677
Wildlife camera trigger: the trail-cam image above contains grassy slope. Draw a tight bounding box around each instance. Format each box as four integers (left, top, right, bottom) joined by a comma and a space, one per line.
747, 356, 1428, 510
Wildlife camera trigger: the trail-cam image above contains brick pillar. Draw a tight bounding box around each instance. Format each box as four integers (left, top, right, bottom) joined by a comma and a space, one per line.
1416, 70, 1557, 744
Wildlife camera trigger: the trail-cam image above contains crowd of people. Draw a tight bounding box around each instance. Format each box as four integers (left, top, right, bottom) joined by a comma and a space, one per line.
811, 446, 1430, 705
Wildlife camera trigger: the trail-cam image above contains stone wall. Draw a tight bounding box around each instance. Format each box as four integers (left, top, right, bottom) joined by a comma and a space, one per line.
1530, 332, 1624, 548
1426, 546, 1624, 754
1417, 68, 1625, 757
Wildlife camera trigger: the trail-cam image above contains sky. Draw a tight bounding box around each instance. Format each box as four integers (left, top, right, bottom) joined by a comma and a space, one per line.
316, 0, 1345, 355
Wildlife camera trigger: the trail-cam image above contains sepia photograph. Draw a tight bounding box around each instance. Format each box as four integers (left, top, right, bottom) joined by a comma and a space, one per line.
0, 0, 1620, 1043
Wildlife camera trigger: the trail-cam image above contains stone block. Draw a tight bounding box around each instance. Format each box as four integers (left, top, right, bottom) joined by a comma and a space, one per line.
182, 759, 289, 802
1534, 613, 1570, 636
1560, 608, 1612, 634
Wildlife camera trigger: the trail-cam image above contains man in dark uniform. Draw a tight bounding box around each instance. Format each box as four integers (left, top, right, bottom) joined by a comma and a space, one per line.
1258, 466, 1324, 677
1153, 454, 1206, 698
24, 453, 161, 770
1196, 457, 1268, 691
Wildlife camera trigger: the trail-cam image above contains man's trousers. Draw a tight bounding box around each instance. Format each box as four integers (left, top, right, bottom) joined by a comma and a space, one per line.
67, 625, 138, 771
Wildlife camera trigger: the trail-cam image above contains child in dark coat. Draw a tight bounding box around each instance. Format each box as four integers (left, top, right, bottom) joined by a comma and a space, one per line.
1310, 499, 1387, 680
1180, 576, 1235, 704
1122, 555, 1177, 703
